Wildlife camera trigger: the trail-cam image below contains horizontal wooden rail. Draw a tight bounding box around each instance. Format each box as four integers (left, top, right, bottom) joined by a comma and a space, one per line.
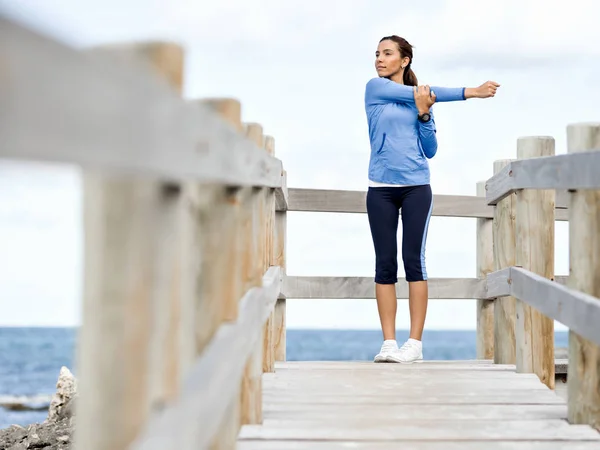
0, 17, 282, 189
284, 188, 569, 220
485, 149, 600, 205
130, 266, 282, 450
487, 267, 600, 345
282, 275, 568, 300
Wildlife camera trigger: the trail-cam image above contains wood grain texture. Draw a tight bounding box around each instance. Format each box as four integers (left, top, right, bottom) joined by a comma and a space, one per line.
485, 151, 600, 205
73, 42, 188, 450
514, 137, 555, 389
129, 267, 282, 450
565, 122, 600, 431
476, 181, 494, 359
236, 361, 600, 447
492, 160, 517, 365
283, 276, 487, 299
508, 267, 600, 346
286, 188, 569, 220
262, 136, 276, 373
273, 181, 287, 361
0, 18, 282, 188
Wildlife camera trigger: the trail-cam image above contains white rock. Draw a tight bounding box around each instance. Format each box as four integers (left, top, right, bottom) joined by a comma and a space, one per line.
47, 366, 78, 422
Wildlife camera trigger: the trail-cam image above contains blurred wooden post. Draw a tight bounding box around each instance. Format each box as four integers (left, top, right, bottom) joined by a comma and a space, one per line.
476, 181, 494, 359
263, 135, 276, 372
200, 98, 246, 450
75, 42, 187, 450
273, 170, 288, 361
514, 137, 555, 389
491, 159, 516, 365
240, 122, 265, 425
566, 123, 600, 430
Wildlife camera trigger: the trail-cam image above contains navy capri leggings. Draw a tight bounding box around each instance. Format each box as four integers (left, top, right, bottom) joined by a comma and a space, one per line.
366, 184, 433, 283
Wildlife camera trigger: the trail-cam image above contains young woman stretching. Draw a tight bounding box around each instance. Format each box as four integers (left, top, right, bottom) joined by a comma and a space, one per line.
365, 35, 499, 363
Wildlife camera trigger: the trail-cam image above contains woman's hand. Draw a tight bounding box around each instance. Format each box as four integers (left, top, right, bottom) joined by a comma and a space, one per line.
465, 81, 500, 99
413, 85, 436, 114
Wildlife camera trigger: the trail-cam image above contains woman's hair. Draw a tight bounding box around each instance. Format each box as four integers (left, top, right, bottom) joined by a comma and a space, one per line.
379, 35, 417, 86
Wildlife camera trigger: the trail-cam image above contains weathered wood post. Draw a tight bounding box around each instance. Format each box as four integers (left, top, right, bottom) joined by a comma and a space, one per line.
514, 137, 555, 389
75, 42, 189, 450
263, 135, 277, 372
476, 181, 494, 359
491, 159, 517, 364
273, 170, 288, 361
566, 122, 600, 430
240, 122, 267, 425
198, 98, 247, 449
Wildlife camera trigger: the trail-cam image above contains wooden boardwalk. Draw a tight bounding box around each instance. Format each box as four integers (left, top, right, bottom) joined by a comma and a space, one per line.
237, 361, 600, 449
2, 16, 600, 450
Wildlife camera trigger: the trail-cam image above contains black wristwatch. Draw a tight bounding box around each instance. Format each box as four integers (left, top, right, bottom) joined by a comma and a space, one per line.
417, 112, 431, 123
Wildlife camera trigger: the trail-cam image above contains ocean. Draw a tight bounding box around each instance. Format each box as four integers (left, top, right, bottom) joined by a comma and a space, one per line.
0, 327, 569, 428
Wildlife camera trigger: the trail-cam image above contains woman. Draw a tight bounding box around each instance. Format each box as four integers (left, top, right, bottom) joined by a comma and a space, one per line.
365, 35, 499, 363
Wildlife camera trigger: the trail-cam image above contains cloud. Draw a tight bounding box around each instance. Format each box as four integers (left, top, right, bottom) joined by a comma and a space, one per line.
0, 1, 592, 330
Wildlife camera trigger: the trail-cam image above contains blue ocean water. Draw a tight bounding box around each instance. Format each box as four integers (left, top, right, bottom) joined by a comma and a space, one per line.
0, 327, 569, 428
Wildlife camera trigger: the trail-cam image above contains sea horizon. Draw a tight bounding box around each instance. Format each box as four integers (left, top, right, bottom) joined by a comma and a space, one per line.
0, 327, 569, 428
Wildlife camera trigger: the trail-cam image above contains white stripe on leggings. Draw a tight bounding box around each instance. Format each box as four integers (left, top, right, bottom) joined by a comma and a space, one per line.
420, 195, 434, 280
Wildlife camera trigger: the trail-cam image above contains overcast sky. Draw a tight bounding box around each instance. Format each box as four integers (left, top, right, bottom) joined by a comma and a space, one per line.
1, 0, 598, 330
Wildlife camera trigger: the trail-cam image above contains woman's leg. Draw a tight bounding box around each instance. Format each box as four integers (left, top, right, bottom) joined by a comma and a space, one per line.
389, 184, 433, 363
366, 187, 401, 361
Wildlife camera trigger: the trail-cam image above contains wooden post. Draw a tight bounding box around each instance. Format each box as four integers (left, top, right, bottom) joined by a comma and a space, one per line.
566, 122, 600, 430
240, 122, 266, 424
199, 98, 246, 449
273, 170, 287, 361
476, 181, 494, 359
75, 42, 187, 450
514, 137, 555, 389
491, 159, 516, 365
263, 135, 276, 373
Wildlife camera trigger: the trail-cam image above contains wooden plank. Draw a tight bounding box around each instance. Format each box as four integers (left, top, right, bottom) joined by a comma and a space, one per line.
275, 171, 289, 211
0, 17, 282, 188
509, 267, 600, 346
514, 137, 555, 389
238, 443, 600, 450
565, 122, 600, 431
485, 268, 511, 298
485, 151, 600, 205
238, 419, 600, 440
286, 188, 570, 220
129, 267, 281, 450
288, 188, 493, 218
476, 181, 494, 358
261, 404, 569, 420
283, 276, 486, 299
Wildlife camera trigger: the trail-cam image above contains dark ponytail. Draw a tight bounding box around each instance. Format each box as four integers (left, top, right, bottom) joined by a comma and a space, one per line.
379, 35, 417, 86
403, 64, 418, 87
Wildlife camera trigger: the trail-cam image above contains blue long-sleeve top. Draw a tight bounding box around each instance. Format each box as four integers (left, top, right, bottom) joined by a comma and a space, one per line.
364, 77, 466, 185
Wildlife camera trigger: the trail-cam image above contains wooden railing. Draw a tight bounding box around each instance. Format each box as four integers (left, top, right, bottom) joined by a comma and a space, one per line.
2, 13, 600, 447
484, 126, 600, 429
1, 17, 288, 450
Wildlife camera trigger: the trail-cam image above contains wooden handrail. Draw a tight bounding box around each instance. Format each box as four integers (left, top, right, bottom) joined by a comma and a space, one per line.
485, 149, 600, 205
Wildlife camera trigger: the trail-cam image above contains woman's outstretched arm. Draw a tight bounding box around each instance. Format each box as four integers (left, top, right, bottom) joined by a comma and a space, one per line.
365, 77, 499, 106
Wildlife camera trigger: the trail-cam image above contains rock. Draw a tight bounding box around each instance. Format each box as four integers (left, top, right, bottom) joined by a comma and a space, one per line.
47, 367, 77, 423
0, 367, 77, 449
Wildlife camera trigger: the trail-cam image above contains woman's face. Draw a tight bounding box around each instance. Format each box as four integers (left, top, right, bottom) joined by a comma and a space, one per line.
375, 40, 407, 78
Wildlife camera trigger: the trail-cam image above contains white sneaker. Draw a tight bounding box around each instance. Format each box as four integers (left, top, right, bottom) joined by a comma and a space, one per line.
373, 339, 398, 363
388, 338, 423, 364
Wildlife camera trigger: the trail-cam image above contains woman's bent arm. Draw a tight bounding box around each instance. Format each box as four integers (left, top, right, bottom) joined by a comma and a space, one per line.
418, 113, 438, 159
365, 77, 465, 106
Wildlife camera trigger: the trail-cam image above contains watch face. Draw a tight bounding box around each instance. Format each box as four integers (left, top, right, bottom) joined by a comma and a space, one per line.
419, 113, 431, 122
